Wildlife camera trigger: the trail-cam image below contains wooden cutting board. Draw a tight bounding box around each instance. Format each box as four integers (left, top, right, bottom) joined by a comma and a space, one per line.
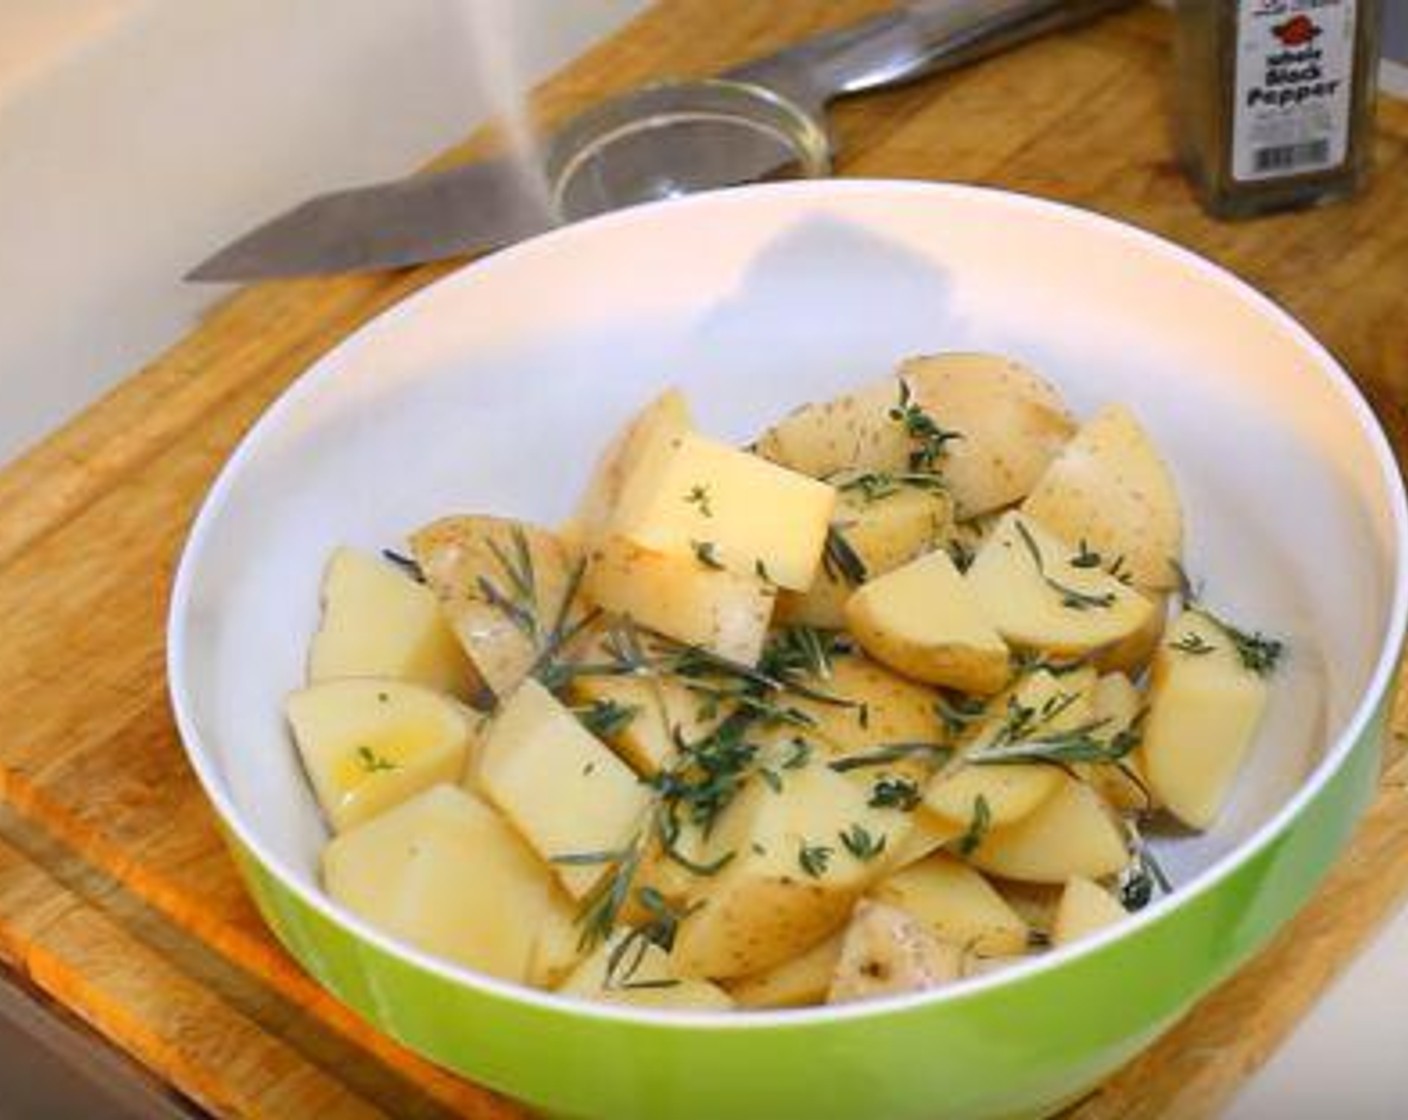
0, 4, 1405, 1117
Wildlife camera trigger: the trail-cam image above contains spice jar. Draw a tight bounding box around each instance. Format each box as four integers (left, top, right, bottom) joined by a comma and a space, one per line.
1174, 0, 1381, 219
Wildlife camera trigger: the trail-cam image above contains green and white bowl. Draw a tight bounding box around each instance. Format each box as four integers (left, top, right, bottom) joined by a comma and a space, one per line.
168, 181, 1408, 1120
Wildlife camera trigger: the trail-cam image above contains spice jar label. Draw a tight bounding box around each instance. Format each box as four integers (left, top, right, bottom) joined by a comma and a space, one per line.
1232, 0, 1360, 182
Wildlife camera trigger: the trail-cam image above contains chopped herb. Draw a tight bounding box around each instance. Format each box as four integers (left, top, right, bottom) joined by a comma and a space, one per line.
652, 812, 735, 877
839, 824, 887, 862
754, 558, 776, 585
839, 471, 948, 503
798, 841, 834, 878
691, 540, 725, 570
575, 839, 645, 950
954, 795, 991, 857
869, 776, 922, 811
684, 484, 713, 517
354, 745, 397, 774
780, 738, 812, 770
550, 848, 627, 867
947, 537, 976, 573
603, 886, 697, 988
1069, 540, 1103, 569
1170, 632, 1216, 657
889, 379, 962, 471
759, 767, 784, 794
761, 625, 838, 681
381, 549, 425, 582
935, 693, 987, 738
822, 524, 868, 586
1014, 519, 1116, 611
829, 741, 951, 773
575, 698, 640, 739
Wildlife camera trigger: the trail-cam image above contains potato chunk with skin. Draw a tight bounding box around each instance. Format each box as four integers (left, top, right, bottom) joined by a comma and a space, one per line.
559, 934, 734, 1011
1053, 877, 1128, 947
582, 536, 775, 665
1022, 404, 1183, 593
777, 480, 953, 629
1139, 609, 1271, 829
753, 377, 911, 479
846, 549, 1010, 694
827, 900, 963, 1005
672, 764, 905, 979
308, 548, 474, 698
287, 679, 477, 832
610, 430, 836, 591
573, 388, 692, 546
411, 517, 584, 700
899, 353, 1076, 519
477, 678, 650, 899
966, 511, 1155, 659
323, 785, 563, 983
967, 775, 1129, 884
870, 853, 1030, 956
725, 932, 845, 1009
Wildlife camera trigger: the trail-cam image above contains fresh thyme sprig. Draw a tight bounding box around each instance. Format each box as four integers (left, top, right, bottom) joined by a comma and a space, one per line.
838, 471, 948, 504
1013, 520, 1116, 612
1168, 562, 1284, 677
968, 722, 1140, 768
889, 379, 963, 471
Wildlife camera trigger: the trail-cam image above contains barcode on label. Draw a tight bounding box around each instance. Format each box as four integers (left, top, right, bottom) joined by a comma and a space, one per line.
1252, 140, 1332, 174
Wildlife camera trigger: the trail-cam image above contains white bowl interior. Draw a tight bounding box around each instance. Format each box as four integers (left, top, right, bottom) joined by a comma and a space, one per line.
172, 182, 1401, 921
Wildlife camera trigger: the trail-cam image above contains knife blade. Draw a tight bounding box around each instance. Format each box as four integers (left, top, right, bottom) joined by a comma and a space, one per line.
187, 0, 1134, 282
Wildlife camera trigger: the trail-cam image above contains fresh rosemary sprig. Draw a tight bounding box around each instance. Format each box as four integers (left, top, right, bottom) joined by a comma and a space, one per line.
574, 698, 640, 739
829, 741, 952, 773
1014, 519, 1116, 612
888, 379, 963, 471
822, 524, 868, 586
968, 722, 1141, 768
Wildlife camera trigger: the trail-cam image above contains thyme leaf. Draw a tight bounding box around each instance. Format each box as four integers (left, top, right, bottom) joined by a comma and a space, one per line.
889, 379, 962, 471
798, 841, 833, 878
1014, 519, 1116, 612
354, 745, 397, 774
839, 824, 887, 862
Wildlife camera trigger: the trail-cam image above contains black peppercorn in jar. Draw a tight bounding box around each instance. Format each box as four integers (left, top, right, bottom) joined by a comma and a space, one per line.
1174, 0, 1381, 219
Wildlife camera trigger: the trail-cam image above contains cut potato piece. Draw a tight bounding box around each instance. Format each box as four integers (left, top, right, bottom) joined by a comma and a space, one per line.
777, 480, 952, 628
527, 890, 589, 989
827, 900, 963, 1004
846, 549, 1010, 693
885, 810, 963, 869
323, 785, 561, 982
966, 512, 1155, 658
287, 679, 477, 832
610, 430, 836, 591
574, 388, 692, 545
410, 517, 583, 700
1096, 592, 1168, 675
1139, 609, 1271, 829
725, 933, 845, 1009
924, 668, 1091, 829
559, 934, 734, 1011
582, 536, 775, 665
1052, 877, 1128, 947
752, 377, 911, 479
570, 665, 721, 777
672, 764, 904, 979
1078, 673, 1151, 813
1021, 404, 1183, 592
870, 853, 1029, 956
308, 548, 474, 698
994, 881, 1062, 940
967, 776, 1128, 884
477, 678, 650, 899
899, 353, 1075, 518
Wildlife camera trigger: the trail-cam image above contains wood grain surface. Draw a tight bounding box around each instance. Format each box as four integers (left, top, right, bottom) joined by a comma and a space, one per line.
0, 3, 1404, 1117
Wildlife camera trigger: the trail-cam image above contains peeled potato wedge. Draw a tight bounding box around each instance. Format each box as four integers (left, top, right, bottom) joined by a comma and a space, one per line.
1077, 672, 1152, 813
476, 678, 651, 899
966, 511, 1155, 659
308, 547, 474, 698
582, 535, 776, 665
1095, 591, 1168, 675
846, 549, 1010, 694
1138, 609, 1271, 829
778, 479, 952, 629
966, 776, 1129, 884
899, 353, 1075, 518
410, 516, 584, 701
827, 900, 963, 1004
286, 678, 478, 832
885, 810, 964, 869
323, 785, 564, 983
725, 932, 845, 1009
1052, 876, 1128, 947
870, 853, 1030, 956
1021, 404, 1183, 593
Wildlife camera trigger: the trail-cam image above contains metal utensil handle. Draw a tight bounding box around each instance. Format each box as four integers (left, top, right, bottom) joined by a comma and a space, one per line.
731, 0, 1137, 108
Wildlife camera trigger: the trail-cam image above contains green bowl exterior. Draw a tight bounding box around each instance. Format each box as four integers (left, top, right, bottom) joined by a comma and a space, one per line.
223, 693, 1389, 1120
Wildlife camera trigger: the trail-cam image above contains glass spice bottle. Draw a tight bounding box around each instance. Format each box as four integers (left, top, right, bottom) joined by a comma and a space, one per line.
1174, 0, 1381, 219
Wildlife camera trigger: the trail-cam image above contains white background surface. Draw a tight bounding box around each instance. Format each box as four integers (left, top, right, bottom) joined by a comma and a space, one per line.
0, 2, 1404, 1116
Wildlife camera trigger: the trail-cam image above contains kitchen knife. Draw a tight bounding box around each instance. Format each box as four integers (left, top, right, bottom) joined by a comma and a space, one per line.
187, 0, 1134, 281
